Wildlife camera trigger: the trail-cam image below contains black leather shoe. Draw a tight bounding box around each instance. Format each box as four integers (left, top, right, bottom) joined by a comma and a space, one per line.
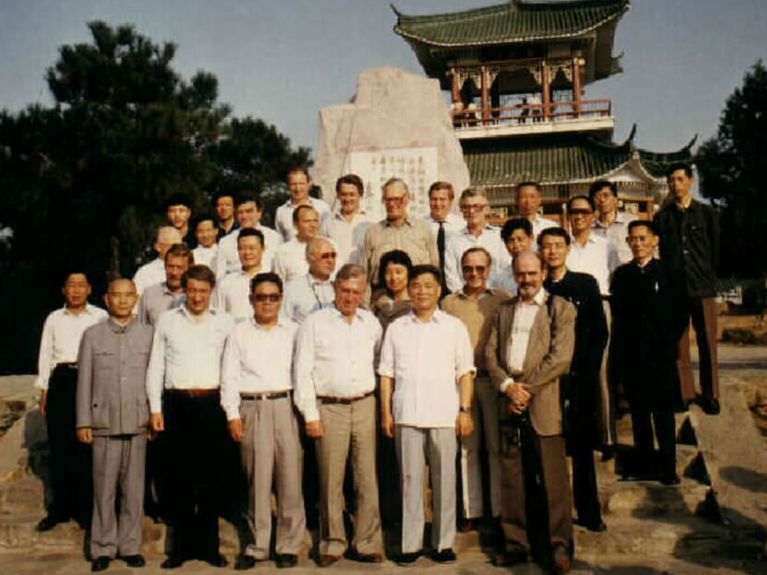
121, 554, 145, 567
36, 514, 65, 532
396, 550, 422, 565
660, 473, 681, 486
347, 550, 383, 563
432, 548, 456, 563
160, 555, 185, 569
493, 543, 528, 567
91, 557, 111, 572
201, 553, 228, 568
275, 554, 298, 568
576, 518, 607, 532
551, 543, 572, 574
234, 554, 256, 570
700, 396, 721, 415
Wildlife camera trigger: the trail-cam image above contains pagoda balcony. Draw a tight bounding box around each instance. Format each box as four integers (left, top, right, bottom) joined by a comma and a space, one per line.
452, 98, 614, 140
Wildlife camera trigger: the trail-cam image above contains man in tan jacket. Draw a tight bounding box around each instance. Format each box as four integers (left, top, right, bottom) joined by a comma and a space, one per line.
485, 250, 576, 574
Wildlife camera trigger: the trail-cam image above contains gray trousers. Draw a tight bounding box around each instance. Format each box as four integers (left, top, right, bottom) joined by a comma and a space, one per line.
396, 426, 457, 553
459, 376, 502, 519
90, 433, 146, 559
240, 395, 305, 558
316, 395, 382, 557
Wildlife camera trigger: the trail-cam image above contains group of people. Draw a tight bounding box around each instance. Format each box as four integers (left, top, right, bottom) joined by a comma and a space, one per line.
34, 163, 720, 574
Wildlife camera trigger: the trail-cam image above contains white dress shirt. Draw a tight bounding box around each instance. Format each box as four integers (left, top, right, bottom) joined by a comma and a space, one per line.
214, 269, 264, 322
423, 212, 463, 237
280, 273, 335, 324
272, 239, 310, 282
530, 216, 558, 244
192, 244, 218, 268
275, 197, 330, 241
320, 209, 371, 265
133, 257, 165, 296
567, 233, 620, 295
35, 304, 108, 390
443, 225, 511, 292
146, 305, 234, 413
213, 225, 280, 278
293, 306, 382, 423
378, 310, 475, 428
593, 211, 637, 264
220, 318, 297, 421
504, 289, 546, 380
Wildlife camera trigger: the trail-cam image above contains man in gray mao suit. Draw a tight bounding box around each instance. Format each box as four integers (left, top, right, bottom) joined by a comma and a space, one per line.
77, 279, 154, 572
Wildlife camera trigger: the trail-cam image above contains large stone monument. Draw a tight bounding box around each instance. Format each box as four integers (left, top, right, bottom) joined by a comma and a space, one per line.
314, 66, 470, 221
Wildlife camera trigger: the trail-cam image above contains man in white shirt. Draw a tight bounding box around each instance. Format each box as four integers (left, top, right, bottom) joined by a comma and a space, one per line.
137, 243, 192, 326
275, 167, 330, 241
492, 218, 534, 294
214, 193, 281, 278
191, 213, 219, 268
146, 265, 234, 569
485, 251, 576, 573
444, 188, 510, 293
293, 264, 384, 567
281, 237, 337, 324
320, 174, 371, 266
515, 182, 558, 242
215, 228, 267, 321
590, 180, 637, 264
133, 226, 183, 296
35, 271, 108, 532
424, 181, 463, 287
379, 264, 475, 565
567, 195, 621, 448
273, 205, 320, 282
221, 272, 305, 570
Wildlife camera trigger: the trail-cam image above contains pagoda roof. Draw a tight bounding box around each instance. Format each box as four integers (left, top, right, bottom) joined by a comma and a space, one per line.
393, 0, 630, 48
461, 128, 696, 190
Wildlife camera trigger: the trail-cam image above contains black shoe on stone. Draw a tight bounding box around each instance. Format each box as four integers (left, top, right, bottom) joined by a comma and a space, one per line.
160, 555, 185, 569
234, 554, 256, 570
699, 396, 721, 415
91, 557, 111, 572
200, 553, 228, 568
493, 543, 528, 567
576, 518, 607, 532
120, 554, 145, 568
396, 550, 422, 565
660, 473, 681, 486
36, 514, 65, 532
432, 548, 456, 563
275, 554, 299, 568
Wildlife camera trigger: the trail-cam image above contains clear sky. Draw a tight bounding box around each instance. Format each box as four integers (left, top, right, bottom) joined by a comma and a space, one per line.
0, 0, 765, 156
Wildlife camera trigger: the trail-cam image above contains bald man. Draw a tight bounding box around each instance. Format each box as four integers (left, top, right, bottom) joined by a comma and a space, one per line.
134, 227, 183, 297
76, 279, 154, 571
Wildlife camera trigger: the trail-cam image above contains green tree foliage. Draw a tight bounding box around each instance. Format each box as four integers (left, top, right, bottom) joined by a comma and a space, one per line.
0, 21, 311, 373
696, 60, 767, 277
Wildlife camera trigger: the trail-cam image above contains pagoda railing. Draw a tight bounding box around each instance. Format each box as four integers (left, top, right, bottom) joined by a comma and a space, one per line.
452, 98, 611, 129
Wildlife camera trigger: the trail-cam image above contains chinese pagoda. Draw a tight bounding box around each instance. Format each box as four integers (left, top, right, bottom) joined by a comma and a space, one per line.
393, 0, 695, 218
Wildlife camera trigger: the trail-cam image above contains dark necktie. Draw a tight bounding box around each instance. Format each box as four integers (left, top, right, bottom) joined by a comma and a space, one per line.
437, 221, 446, 275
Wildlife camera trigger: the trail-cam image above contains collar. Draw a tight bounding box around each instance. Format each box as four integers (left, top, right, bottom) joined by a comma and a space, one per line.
330, 304, 366, 323
249, 316, 291, 331
571, 232, 597, 246
62, 303, 98, 316
457, 287, 495, 300
407, 308, 443, 324
461, 224, 495, 237
308, 273, 332, 286
333, 208, 366, 220
383, 216, 413, 228
179, 304, 219, 320
519, 288, 546, 307
107, 317, 135, 333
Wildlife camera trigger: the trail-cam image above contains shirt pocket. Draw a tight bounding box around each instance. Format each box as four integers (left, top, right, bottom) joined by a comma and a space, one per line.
93, 350, 116, 377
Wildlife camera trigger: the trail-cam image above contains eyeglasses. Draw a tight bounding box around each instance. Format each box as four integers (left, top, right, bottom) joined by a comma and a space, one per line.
253, 294, 281, 302
460, 204, 488, 212
318, 251, 337, 260
569, 208, 593, 216
462, 265, 487, 274
383, 196, 406, 205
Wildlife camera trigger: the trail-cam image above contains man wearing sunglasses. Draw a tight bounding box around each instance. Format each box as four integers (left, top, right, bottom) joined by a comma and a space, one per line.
281, 237, 338, 324
221, 273, 305, 569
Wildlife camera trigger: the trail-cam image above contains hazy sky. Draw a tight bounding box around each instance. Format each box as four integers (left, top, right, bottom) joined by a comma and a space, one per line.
1, 0, 765, 156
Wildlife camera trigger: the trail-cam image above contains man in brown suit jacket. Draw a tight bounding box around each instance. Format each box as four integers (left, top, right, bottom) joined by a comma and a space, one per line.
485, 250, 576, 574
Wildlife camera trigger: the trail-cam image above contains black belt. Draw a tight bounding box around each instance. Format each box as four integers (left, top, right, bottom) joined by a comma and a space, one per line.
165, 388, 219, 398
318, 390, 374, 405
55, 362, 78, 370
240, 390, 290, 401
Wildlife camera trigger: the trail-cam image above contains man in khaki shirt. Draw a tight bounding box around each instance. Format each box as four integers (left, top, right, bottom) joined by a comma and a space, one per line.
362, 178, 439, 287
442, 247, 511, 539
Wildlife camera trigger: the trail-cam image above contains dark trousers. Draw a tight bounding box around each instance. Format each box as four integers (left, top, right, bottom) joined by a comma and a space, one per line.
46, 364, 92, 524
570, 443, 601, 525
162, 391, 227, 559
631, 408, 677, 478
677, 297, 719, 401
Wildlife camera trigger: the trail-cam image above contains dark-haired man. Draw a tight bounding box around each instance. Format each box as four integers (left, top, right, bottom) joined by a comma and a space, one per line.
192, 214, 219, 268
35, 271, 108, 532
539, 227, 608, 532
493, 218, 534, 293
146, 265, 234, 568
485, 250, 576, 573
77, 279, 153, 571
165, 193, 194, 247
611, 221, 681, 484
380, 265, 475, 564
215, 228, 267, 322
276, 168, 330, 241
653, 162, 720, 415
214, 191, 238, 238
221, 273, 305, 569
515, 182, 557, 242
590, 180, 636, 264
321, 174, 371, 266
